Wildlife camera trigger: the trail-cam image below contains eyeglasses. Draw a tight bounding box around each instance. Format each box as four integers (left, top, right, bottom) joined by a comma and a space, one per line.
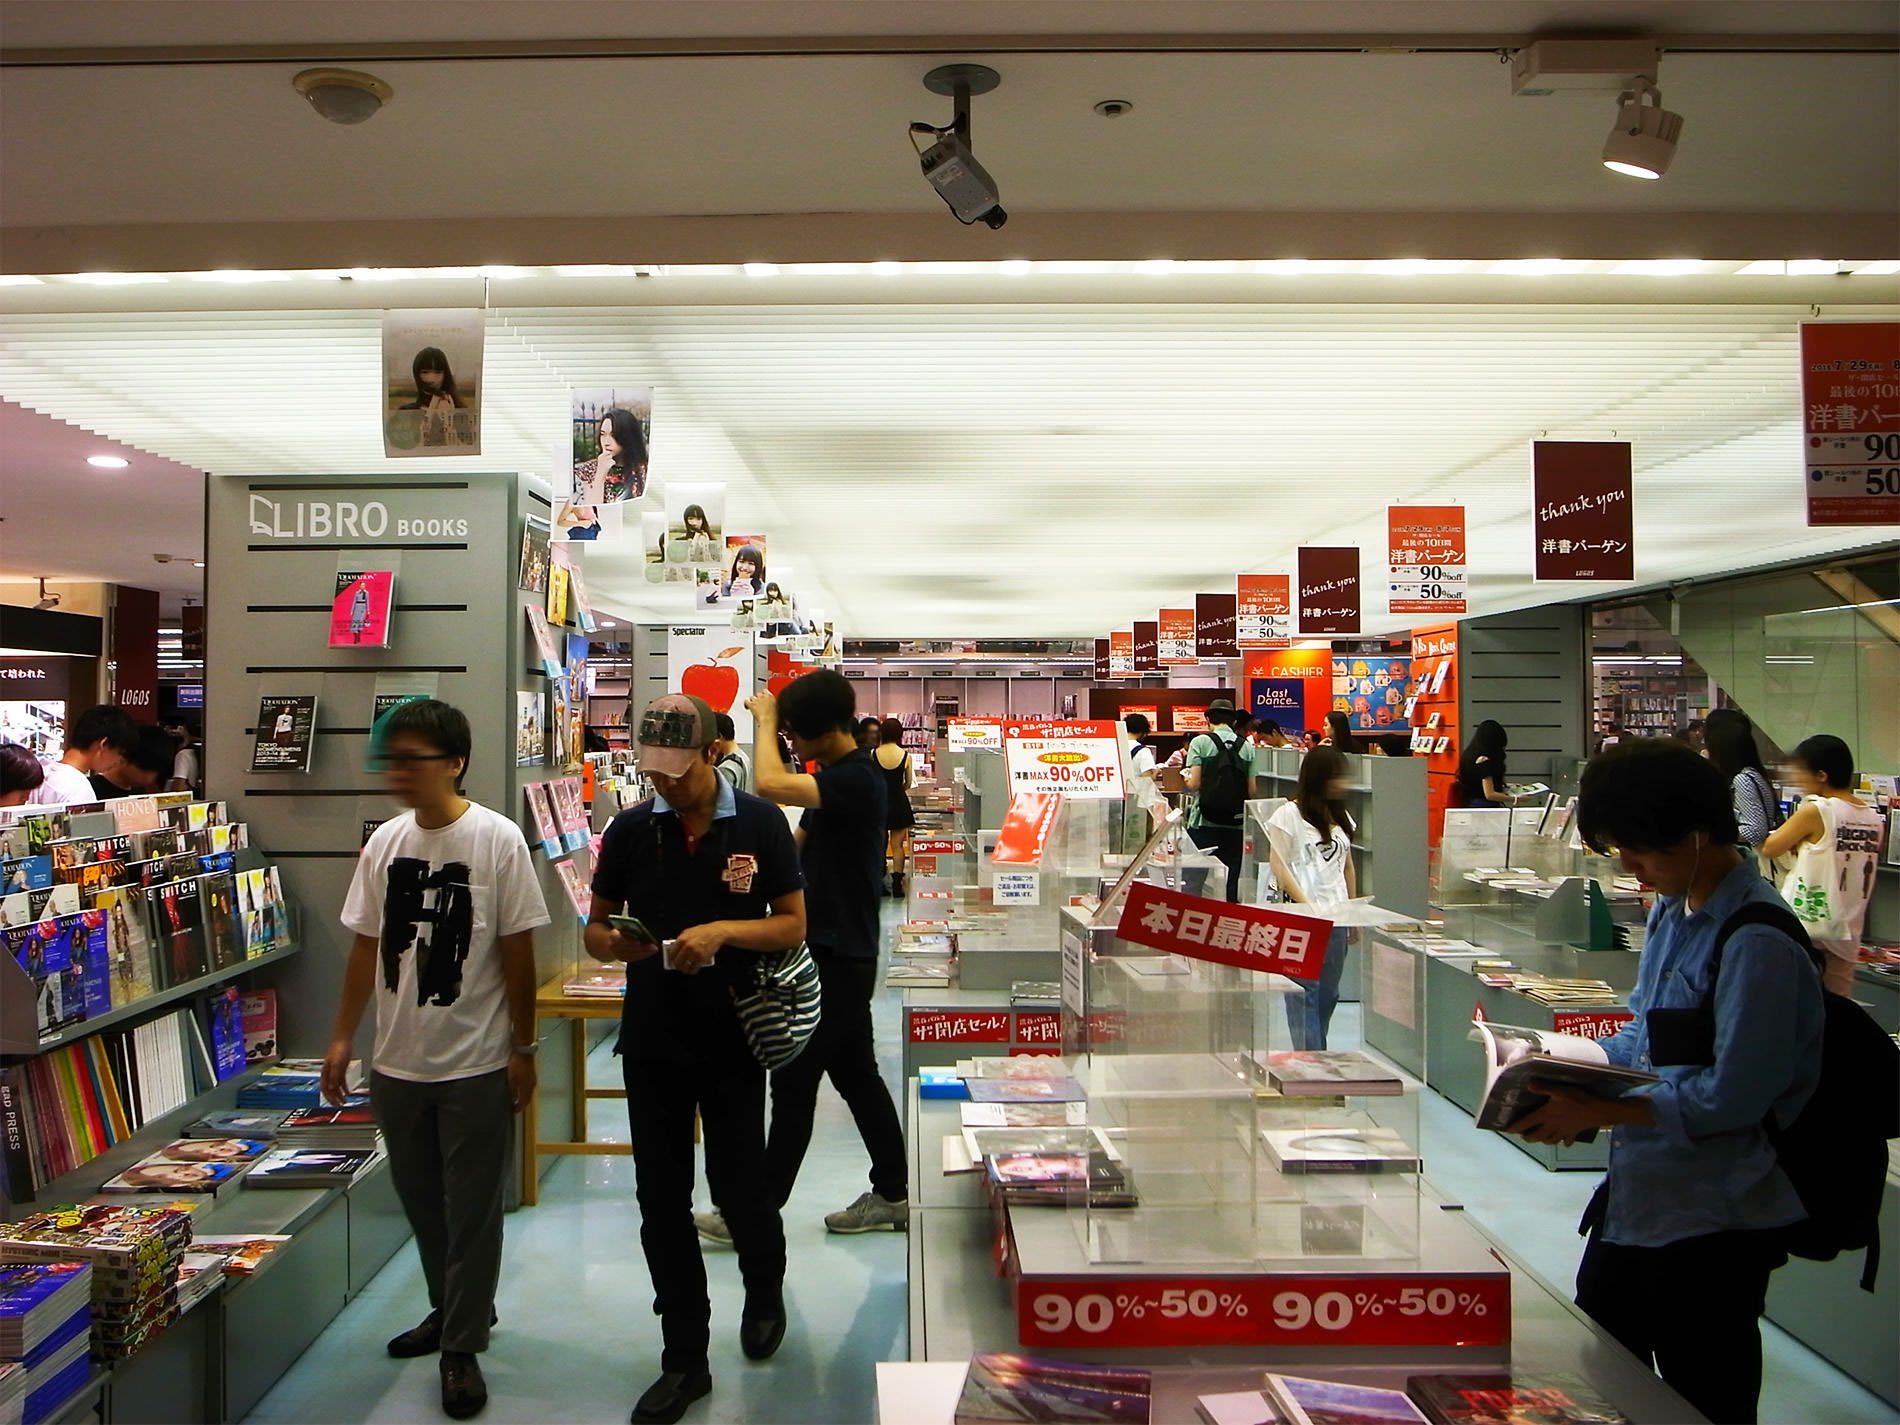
373, 753, 457, 769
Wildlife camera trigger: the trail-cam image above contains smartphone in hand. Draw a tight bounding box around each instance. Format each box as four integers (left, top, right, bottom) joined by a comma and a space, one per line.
610, 913, 657, 945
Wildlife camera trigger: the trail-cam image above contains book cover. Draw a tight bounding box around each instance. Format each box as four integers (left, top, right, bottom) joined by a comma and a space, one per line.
966, 1077, 1087, 1104
524, 784, 561, 857
0, 856, 51, 894
279, 1103, 377, 1131
183, 1109, 290, 1140
184, 1234, 290, 1276
69, 911, 111, 1021
553, 778, 588, 849
1405, 1374, 1629, 1425
97, 1156, 246, 1195
1262, 1050, 1403, 1096
245, 1147, 380, 1186
1265, 1374, 1429, 1425
517, 515, 551, 593
954, 1353, 1152, 1425
525, 606, 562, 680
330, 570, 396, 648
967, 1055, 1072, 1081
0, 883, 79, 932
199, 871, 245, 971
150, 878, 209, 984
986, 1151, 1090, 1188
1197, 1392, 1278, 1425
240, 989, 278, 1062
206, 988, 246, 1081
515, 692, 546, 766
109, 797, 164, 835
250, 696, 318, 774
1470, 1022, 1656, 1139
553, 860, 590, 919
546, 561, 571, 626
959, 1102, 1088, 1129
1260, 1127, 1422, 1175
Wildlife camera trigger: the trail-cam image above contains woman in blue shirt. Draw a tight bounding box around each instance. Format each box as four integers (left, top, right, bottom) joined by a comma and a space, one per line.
1509, 740, 1822, 1425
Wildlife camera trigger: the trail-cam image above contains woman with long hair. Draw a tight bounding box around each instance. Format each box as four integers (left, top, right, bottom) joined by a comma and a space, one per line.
1453, 720, 1512, 807
1703, 707, 1779, 857
398, 346, 463, 446
723, 545, 766, 599
0, 742, 45, 807
1265, 745, 1357, 1050
572, 407, 649, 504
679, 504, 716, 563
874, 718, 915, 898
1323, 711, 1362, 754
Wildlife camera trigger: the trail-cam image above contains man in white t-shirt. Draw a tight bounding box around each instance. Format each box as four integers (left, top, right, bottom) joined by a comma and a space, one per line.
29, 704, 136, 805
324, 699, 550, 1422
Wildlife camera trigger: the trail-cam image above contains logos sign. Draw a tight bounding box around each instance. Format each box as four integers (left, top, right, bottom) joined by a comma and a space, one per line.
1802, 321, 1900, 526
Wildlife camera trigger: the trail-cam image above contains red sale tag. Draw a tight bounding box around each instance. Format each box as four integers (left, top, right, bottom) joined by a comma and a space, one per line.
908, 1009, 1011, 1044
1015, 1011, 1062, 1045
1117, 882, 1334, 981
913, 838, 967, 855
1017, 1273, 1510, 1350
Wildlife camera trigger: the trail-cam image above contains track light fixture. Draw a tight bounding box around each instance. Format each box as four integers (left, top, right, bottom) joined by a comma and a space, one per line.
1601, 79, 1684, 180
909, 64, 1007, 229
32, 578, 60, 611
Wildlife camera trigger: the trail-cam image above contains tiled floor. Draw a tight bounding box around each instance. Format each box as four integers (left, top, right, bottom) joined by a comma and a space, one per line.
245, 935, 1897, 1424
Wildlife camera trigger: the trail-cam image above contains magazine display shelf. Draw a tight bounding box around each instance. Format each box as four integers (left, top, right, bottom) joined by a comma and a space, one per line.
900, 1085, 1701, 1424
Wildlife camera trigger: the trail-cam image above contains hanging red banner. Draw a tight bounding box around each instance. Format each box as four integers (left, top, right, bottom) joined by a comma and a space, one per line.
1108, 631, 1135, 678
1802, 321, 1900, 526
1194, 592, 1238, 658
1387, 506, 1468, 616
1297, 548, 1361, 635
1157, 608, 1196, 665
1237, 574, 1293, 649
1532, 441, 1634, 581
1132, 621, 1159, 672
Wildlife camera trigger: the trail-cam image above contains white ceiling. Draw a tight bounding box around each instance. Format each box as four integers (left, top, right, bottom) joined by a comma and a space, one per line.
0, 276, 1894, 639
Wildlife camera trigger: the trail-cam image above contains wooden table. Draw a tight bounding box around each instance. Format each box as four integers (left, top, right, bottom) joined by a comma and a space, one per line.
520, 974, 630, 1207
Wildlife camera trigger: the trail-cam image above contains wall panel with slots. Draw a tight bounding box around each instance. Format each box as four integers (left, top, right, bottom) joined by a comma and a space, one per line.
1456, 605, 1588, 783
206, 474, 581, 1070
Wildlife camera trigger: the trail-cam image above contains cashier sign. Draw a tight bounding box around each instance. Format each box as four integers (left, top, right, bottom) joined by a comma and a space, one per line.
1118, 882, 1334, 981
1003, 720, 1126, 799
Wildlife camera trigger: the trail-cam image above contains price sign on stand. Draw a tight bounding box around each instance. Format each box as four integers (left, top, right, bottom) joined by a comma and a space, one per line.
994, 872, 1041, 906
946, 717, 1005, 752
1003, 721, 1126, 800
1802, 321, 1900, 526
1018, 1273, 1510, 1350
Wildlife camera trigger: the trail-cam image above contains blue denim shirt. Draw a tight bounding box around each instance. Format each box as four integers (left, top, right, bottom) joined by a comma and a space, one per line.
1597, 858, 1823, 1248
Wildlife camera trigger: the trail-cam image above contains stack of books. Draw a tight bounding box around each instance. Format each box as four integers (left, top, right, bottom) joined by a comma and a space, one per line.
0, 1261, 92, 1425
560, 968, 626, 998
235, 1059, 361, 1111
183, 1235, 289, 1279
956, 1353, 1151, 1424
98, 1138, 270, 1199
0, 1202, 195, 1361
1255, 1050, 1403, 1097
245, 1147, 384, 1189
275, 1101, 379, 1152
1260, 1127, 1421, 1176
959, 1057, 1085, 1104
181, 1108, 290, 1141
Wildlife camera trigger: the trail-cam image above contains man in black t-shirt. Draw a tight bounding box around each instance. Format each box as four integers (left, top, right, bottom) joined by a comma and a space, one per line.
586, 694, 807, 1425
744, 671, 910, 1235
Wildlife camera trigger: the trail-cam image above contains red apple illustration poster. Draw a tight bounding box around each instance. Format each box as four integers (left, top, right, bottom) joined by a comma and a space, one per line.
668, 624, 755, 742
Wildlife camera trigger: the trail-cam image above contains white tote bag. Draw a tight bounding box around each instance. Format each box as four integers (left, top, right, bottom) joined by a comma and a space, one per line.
1777, 797, 1855, 942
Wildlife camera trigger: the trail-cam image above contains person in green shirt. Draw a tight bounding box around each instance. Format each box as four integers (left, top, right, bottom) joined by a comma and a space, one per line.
1182, 698, 1259, 902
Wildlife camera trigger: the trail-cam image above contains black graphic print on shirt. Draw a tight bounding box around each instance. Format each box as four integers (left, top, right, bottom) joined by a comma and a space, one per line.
380, 858, 475, 1007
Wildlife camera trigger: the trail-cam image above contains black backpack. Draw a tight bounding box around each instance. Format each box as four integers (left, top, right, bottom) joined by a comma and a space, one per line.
1707, 902, 1900, 1290
1196, 731, 1251, 824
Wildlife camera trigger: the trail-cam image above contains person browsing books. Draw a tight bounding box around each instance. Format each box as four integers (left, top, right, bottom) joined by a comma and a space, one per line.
744, 672, 911, 1236
323, 699, 551, 1423
1181, 698, 1258, 902
1264, 746, 1356, 1051
585, 693, 806, 1425
1508, 740, 1822, 1425
29, 703, 137, 805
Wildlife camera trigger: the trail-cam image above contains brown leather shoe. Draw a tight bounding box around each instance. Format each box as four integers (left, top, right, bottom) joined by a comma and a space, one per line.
440, 1352, 488, 1419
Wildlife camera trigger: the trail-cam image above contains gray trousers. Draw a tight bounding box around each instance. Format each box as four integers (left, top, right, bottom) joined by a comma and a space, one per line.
370, 1068, 511, 1354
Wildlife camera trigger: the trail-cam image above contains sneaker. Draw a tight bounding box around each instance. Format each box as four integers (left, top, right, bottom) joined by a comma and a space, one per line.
694, 1211, 732, 1248
824, 1192, 909, 1234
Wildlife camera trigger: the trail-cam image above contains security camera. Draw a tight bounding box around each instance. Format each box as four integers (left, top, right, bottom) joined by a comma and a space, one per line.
918, 131, 1007, 229
912, 64, 1008, 229
291, 68, 394, 125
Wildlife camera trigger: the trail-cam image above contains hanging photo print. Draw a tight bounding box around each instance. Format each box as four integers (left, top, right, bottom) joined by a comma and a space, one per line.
382, 310, 482, 455
571, 387, 652, 506
711, 535, 768, 605
641, 512, 670, 584
755, 582, 805, 643
517, 515, 551, 593
663, 484, 726, 568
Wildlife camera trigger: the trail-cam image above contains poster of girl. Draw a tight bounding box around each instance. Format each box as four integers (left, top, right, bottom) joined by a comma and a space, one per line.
571, 388, 652, 504
720, 536, 768, 599
381, 310, 483, 455
663, 484, 725, 566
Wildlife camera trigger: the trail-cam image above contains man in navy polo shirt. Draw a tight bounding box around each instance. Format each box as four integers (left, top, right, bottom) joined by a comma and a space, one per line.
585, 694, 807, 1425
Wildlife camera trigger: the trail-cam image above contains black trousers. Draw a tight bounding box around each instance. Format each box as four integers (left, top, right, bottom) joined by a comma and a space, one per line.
370, 1069, 511, 1355
1575, 1224, 1787, 1425
1189, 823, 1243, 903
765, 950, 908, 1206
623, 1056, 785, 1374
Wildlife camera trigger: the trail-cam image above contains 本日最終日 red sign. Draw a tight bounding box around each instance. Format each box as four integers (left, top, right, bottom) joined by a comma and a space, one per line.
1117, 881, 1334, 981
1801, 321, 1900, 526
1532, 441, 1634, 581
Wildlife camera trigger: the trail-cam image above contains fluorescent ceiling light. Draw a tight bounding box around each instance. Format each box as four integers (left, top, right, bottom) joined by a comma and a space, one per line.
477, 266, 533, 280
1254, 259, 1312, 275
346, 266, 482, 281
1489, 259, 1576, 276
1852, 260, 1900, 275
1785, 259, 1842, 276
999, 259, 1032, 277
1134, 259, 1175, 276
86, 454, 130, 468
188, 270, 291, 284
741, 262, 780, 278
1735, 260, 1786, 276
65, 272, 168, 285
869, 261, 902, 277
0, 275, 44, 286
551, 264, 646, 277
1610, 259, 1707, 276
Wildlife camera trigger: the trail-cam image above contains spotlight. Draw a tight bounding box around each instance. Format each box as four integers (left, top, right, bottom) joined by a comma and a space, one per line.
1602, 81, 1683, 179
291, 68, 393, 125
911, 65, 1007, 229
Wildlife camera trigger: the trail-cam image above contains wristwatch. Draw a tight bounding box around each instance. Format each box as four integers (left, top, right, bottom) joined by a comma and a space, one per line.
512, 1042, 539, 1056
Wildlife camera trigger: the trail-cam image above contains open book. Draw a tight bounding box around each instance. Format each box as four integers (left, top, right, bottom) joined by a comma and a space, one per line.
1471, 1020, 1656, 1142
